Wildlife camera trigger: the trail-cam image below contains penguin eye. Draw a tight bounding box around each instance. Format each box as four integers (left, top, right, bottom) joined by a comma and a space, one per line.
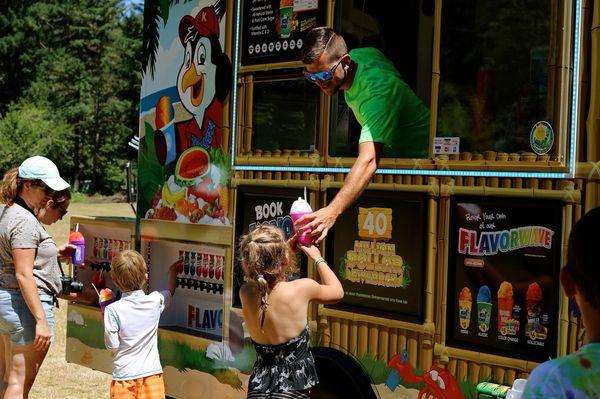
196, 43, 206, 66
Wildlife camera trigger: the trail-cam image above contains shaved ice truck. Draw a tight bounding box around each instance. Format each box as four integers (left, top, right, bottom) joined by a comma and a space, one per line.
65, 1, 600, 398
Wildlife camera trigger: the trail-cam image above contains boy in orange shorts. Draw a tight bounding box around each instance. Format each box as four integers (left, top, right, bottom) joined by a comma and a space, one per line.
104, 250, 181, 399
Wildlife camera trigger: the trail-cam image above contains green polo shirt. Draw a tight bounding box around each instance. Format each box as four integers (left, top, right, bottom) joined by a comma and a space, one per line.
344, 47, 430, 158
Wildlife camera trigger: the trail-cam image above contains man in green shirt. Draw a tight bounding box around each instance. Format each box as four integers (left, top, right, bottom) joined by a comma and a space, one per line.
297, 27, 430, 242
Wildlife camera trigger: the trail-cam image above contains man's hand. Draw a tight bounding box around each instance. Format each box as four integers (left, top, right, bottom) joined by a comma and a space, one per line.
297, 142, 382, 244
296, 205, 340, 244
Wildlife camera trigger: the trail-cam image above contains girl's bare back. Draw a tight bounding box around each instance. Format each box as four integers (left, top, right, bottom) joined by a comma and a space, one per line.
240, 278, 312, 345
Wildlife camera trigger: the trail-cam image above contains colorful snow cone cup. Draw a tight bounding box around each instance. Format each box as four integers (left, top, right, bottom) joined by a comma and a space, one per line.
526, 282, 544, 338
477, 286, 492, 333
99, 288, 114, 315
290, 197, 313, 247
69, 231, 85, 265
497, 281, 514, 335
477, 302, 492, 332
99, 298, 115, 315
459, 287, 472, 329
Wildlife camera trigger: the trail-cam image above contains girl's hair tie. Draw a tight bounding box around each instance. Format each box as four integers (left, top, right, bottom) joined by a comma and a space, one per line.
257, 274, 264, 280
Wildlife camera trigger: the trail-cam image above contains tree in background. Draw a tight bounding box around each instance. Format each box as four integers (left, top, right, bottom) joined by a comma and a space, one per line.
142, 0, 226, 79
0, 0, 143, 194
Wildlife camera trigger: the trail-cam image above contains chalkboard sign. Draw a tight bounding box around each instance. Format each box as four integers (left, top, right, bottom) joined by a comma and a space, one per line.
241, 0, 327, 65
446, 196, 562, 362
325, 189, 428, 323
233, 186, 308, 307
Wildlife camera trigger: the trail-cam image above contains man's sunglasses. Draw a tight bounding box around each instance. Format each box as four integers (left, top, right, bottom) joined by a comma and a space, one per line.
303, 55, 347, 83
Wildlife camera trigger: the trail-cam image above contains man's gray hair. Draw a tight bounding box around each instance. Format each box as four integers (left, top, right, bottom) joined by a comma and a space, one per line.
301, 27, 347, 64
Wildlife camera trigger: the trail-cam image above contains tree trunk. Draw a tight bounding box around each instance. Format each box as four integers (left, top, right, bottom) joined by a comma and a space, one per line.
92, 86, 101, 193
72, 128, 82, 191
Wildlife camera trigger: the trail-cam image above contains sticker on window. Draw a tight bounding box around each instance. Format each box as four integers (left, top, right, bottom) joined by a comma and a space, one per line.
433, 137, 460, 155
530, 121, 554, 155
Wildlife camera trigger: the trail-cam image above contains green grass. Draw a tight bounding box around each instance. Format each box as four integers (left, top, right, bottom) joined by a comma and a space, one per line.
459, 378, 479, 399
70, 191, 88, 203
357, 352, 391, 384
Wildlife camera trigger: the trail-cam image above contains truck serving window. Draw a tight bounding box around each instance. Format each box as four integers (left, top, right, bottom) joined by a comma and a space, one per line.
329, 0, 433, 159
436, 0, 569, 160
251, 75, 319, 152
232, 0, 581, 175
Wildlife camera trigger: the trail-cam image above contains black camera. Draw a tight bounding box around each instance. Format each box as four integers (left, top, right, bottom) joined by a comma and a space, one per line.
61, 275, 84, 294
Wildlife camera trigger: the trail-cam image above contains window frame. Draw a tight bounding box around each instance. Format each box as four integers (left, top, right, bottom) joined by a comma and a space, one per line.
234, 71, 326, 166
230, 0, 583, 178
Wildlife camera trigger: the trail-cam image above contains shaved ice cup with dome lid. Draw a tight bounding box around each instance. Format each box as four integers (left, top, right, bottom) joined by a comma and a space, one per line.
69, 224, 85, 265
290, 188, 314, 247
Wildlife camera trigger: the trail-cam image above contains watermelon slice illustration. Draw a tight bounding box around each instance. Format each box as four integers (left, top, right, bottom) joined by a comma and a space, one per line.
175, 147, 210, 186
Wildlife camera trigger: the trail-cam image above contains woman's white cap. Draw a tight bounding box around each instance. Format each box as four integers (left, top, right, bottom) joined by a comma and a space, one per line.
18, 156, 70, 191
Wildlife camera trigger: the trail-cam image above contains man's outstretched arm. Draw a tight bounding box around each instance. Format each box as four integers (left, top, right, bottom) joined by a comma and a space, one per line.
297, 141, 382, 242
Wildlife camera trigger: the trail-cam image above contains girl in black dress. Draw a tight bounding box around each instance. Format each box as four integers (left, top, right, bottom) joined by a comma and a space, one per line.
239, 225, 344, 398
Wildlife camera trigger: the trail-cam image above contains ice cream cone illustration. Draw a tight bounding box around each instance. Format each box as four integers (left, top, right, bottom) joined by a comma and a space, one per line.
459, 287, 472, 330
526, 282, 547, 340
477, 286, 492, 333
497, 281, 514, 335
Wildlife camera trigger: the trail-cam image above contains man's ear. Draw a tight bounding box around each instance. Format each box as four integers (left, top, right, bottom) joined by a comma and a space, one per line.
343, 55, 351, 70
560, 268, 577, 298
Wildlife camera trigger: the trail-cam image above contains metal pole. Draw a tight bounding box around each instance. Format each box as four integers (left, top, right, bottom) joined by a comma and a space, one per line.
126, 161, 132, 203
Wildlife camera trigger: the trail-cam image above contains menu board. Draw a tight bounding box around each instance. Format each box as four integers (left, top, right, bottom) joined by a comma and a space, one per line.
325, 189, 427, 323
144, 239, 225, 340
233, 186, 308, 307
446, 196, 562, 362
241, 0, 327, 65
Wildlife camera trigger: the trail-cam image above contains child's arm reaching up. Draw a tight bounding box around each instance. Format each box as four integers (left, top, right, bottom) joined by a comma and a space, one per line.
168, 259, 182, 296
297, 244, 344, 304
158, 259, 183, 313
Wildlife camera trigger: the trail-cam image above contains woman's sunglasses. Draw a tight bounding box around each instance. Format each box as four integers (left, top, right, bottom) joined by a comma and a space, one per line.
53, 202, 68, 218
303, 55, 347, 83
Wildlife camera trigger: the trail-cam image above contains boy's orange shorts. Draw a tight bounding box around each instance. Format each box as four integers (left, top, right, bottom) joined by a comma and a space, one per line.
110, 373, 165, 399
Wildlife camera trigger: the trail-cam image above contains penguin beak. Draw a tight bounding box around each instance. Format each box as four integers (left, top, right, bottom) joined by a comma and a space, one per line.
181, 63, 204, 107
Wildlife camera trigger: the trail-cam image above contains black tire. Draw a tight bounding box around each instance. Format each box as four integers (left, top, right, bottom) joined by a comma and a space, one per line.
311, 347, 377, 399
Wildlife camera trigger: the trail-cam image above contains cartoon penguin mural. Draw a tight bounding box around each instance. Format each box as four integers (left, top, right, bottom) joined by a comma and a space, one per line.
155, 6, 231, 166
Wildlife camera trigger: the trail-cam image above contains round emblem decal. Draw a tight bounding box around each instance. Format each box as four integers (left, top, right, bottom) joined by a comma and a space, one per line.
530, 121, 554, 155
